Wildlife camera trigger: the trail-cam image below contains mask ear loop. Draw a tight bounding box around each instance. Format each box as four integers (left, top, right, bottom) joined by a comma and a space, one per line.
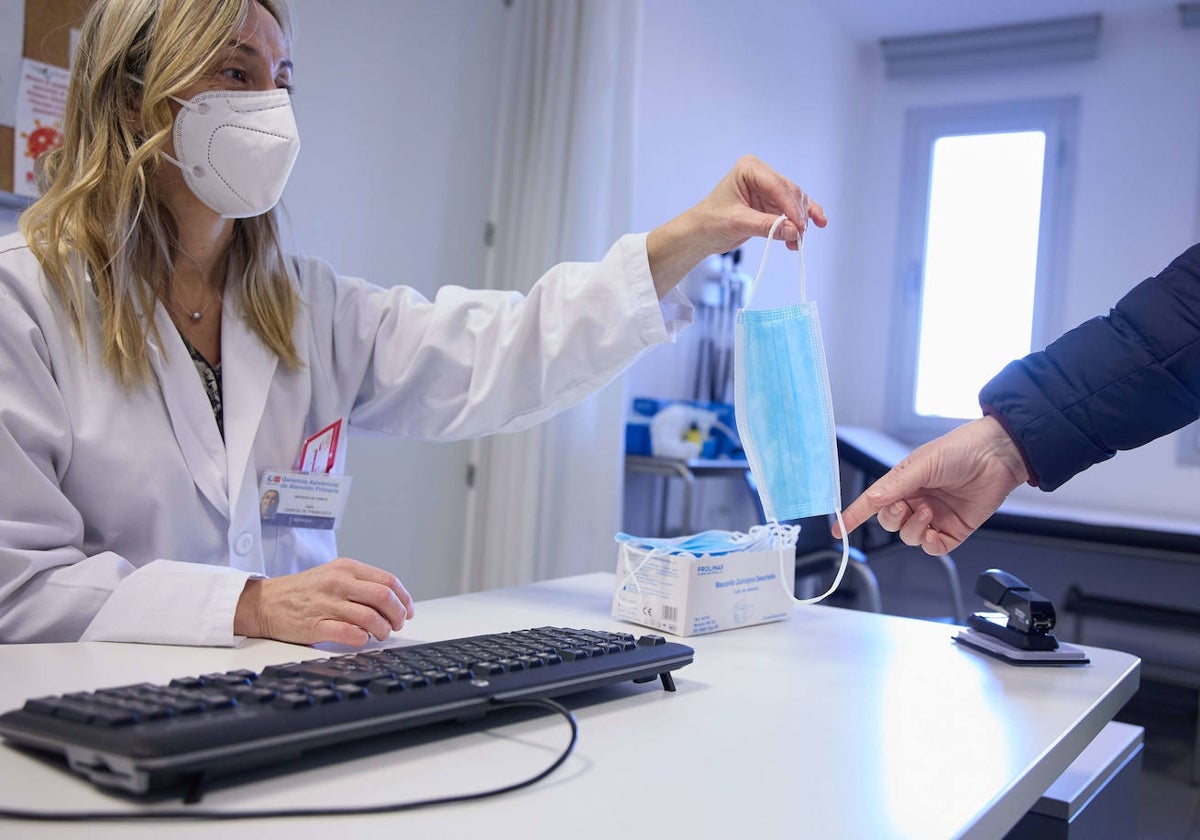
616, 542, 662, 610
745, 211, 809, 308
785, 512, 851, 606
744, 214, 851, 606
126, 73, 206, 175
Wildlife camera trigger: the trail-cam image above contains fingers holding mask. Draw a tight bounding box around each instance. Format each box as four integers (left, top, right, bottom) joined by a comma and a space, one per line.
835, 471, 908, 539
705, 156, 828, 254
748, 167, 827, 250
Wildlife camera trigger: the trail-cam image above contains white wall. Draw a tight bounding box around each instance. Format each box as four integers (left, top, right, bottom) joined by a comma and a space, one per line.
838, 6, 1200, 519
629, 0, 861, 395
283, 0, 507, 598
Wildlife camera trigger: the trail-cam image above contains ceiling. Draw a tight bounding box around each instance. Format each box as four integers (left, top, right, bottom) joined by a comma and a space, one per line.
810, 0, 1166, 41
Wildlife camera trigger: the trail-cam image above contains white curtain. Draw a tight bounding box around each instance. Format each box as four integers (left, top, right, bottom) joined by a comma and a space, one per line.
460, 0, 642, 592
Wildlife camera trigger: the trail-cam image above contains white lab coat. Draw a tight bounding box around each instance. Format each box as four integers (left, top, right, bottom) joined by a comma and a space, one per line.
0, 232, 692, 645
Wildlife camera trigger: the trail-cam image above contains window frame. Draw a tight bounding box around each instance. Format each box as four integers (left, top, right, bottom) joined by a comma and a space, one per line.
885, 97, 1079, 444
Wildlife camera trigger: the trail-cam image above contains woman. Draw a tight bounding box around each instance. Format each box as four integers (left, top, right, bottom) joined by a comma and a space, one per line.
0, 0, 826, 647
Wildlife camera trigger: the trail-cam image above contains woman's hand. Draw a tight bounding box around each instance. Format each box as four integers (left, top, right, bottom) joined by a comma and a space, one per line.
833, 416, 1030, 555
234, 557, 415, 646
646, 155, 827, 298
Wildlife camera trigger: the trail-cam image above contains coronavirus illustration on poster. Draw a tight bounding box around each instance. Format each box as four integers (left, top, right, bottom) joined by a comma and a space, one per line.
14, 58, 68, 197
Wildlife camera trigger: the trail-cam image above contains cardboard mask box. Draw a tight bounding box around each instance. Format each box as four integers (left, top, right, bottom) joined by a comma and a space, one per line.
611, 543, 794, 636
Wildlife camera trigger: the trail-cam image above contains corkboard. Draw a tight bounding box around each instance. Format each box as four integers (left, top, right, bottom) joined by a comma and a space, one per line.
0, 125, 13, 193
24, 0, 90, 67
2, 0, 92, 196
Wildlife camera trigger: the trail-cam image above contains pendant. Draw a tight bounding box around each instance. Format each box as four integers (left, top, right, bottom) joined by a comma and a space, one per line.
190, 311, 202, 322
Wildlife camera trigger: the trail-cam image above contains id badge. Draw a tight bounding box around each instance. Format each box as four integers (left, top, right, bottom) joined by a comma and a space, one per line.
259, 419, 352, 529
258, 470, 352, 529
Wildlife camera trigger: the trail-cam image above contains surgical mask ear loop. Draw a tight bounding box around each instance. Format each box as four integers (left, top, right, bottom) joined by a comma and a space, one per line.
126, 73, 207, 175
745, 213, 851, 606
616, 542, 661, 609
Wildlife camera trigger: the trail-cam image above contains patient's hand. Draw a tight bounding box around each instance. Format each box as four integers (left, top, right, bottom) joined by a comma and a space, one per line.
833, 416, 1029, 555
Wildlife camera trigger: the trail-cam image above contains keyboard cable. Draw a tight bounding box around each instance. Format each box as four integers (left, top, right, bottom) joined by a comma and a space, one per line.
0, 697, 577, 822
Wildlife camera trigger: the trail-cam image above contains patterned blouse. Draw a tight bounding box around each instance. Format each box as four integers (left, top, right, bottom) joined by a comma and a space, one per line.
180, 334, 224, 439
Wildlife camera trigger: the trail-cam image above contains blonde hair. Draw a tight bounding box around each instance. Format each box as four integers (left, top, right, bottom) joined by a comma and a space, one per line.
19, 0, 301, 385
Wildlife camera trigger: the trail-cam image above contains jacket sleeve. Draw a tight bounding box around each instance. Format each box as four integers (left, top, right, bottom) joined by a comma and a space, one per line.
303, 232, 692, 441
979, 243, 1200, 491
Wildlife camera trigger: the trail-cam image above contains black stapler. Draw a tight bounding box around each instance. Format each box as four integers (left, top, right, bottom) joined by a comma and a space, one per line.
968, 568, 1059, 651
954, 569, 1089, 665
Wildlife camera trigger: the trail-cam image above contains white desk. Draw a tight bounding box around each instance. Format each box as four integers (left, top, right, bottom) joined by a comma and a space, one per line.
0, 573, 1139, 839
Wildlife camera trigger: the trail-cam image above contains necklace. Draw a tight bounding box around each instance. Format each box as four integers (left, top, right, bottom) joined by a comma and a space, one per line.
171, 285, 222, 323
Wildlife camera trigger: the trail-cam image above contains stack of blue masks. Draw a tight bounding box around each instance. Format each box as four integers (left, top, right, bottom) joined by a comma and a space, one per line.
615, 524, 798, 557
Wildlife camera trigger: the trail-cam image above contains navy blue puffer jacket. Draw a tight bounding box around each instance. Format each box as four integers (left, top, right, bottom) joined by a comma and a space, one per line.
978, 243, 1200, 491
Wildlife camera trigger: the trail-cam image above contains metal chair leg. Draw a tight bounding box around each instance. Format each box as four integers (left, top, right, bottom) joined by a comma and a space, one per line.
935, 552, 966, 624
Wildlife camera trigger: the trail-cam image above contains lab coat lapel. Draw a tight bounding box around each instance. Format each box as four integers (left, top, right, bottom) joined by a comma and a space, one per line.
221, 295, 278, 523
147, 302, 230, 519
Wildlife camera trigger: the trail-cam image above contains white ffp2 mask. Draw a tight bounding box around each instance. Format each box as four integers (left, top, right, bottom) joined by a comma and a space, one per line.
129, 74, 301, 219
169, 87, 300, 218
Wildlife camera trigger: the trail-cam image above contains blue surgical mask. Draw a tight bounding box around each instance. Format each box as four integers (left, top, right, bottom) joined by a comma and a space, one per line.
730, 215, 850, 605
734, 216, 841, 524
614, 216, 849, 609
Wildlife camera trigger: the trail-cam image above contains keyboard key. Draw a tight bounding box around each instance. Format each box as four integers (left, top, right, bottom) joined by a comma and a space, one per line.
228, 686, 278, 704
202, 672, 253, 688
22, 697, 63, 717
273, 692, 313, 709
90, 708, 139, 727
332, 683, 367, 699
53, 701, 102, 723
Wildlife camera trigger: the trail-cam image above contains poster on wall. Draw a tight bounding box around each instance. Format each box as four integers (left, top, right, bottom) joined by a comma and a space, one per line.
14, 58, 69, 198
0, 0, 23, 127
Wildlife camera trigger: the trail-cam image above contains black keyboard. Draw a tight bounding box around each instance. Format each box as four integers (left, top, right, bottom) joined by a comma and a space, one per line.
0, 627, 693, 796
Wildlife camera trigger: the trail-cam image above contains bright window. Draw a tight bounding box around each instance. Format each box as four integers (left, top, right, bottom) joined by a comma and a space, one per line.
889, 99, 1078, 441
